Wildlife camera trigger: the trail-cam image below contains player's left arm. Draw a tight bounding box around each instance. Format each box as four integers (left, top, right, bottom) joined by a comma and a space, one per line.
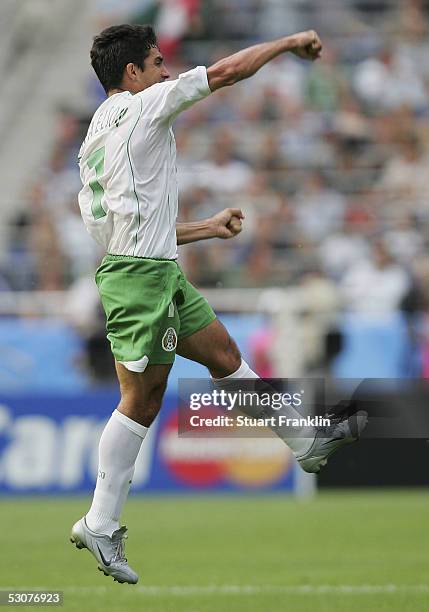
177, 208, 244, 245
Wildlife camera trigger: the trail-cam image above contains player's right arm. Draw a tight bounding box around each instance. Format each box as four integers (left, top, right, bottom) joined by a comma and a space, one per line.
138, 31, 321, 124
207, 31, 322, 91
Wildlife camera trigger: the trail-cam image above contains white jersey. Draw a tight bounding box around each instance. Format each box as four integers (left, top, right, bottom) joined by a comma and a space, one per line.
78, 66, 211, 259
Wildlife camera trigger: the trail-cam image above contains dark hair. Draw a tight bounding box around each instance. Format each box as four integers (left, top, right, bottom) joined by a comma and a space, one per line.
90, 24, 157, 93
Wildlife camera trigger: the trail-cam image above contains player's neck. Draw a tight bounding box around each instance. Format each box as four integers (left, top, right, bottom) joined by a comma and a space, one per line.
108, 88, 127, 97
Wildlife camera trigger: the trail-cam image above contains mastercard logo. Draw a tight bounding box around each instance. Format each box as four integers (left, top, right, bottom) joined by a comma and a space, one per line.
159, 409, 294, 488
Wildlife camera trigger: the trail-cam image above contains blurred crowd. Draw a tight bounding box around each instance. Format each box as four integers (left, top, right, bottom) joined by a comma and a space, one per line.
6, 0, 429, 329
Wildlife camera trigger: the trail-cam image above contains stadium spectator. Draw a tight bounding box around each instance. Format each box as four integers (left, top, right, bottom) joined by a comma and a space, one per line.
197, 128, 252, 194
353, 46, 427, 111
294, 171, 346, 242
339, 241, 411, 313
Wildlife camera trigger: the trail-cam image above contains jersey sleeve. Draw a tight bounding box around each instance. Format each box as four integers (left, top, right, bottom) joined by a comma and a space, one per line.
137, 66, 211, 124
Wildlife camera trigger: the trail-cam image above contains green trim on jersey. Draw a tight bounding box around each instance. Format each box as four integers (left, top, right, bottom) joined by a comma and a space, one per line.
87, 146, 107, 220
95, 255, 216, 366
126, 96, 143, 257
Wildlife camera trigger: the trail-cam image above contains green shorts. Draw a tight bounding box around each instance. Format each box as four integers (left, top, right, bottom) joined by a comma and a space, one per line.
95, 254, 216, 372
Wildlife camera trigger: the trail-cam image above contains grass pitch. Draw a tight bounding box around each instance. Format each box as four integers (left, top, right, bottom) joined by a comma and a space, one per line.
1, 490, 428, 611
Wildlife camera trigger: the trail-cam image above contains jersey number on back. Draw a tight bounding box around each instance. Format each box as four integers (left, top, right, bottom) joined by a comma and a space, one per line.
87, 146, 107, 220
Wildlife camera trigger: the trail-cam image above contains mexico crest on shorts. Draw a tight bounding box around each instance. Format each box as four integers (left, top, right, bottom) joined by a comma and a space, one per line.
162, 327, 177, 352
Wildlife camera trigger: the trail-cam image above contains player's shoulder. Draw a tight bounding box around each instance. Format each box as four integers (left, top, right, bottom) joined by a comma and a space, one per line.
136, 67, 209, 100
135, 80, 176, 103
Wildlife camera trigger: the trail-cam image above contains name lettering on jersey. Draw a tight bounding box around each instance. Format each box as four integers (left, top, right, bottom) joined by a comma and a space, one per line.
82, 105, 129, 148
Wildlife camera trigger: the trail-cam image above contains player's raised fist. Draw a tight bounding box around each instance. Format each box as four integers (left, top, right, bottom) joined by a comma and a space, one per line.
290, 30, 322, 61
211, 208, 244, 240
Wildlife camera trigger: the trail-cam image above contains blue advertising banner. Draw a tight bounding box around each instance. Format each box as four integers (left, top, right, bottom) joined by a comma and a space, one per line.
0, 391, 300, 495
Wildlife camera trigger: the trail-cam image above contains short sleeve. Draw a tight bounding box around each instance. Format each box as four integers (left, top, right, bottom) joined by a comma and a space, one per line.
137, 66, 211, 124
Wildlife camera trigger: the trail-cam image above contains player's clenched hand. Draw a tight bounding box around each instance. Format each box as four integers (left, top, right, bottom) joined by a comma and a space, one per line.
290, 30, 322, 61
210, 208, 244, 240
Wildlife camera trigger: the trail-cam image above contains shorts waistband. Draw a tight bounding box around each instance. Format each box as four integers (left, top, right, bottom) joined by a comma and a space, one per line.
105, 253, 178, 263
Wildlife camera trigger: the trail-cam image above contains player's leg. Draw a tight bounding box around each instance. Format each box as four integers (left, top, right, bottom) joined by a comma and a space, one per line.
177, 318, 315, 455
86, 361, 171, 534
71, 362, 171, 583
71, 256, 180, 582
177, 317, 242, 378
177, 299, 366, 471
115, 361, 172, 426
84, 257, 177, 534
175, 274, 318, 455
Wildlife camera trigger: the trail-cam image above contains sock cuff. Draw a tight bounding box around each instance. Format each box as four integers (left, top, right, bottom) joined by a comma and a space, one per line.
212, 359, 258, 382
113, 409, 148, 438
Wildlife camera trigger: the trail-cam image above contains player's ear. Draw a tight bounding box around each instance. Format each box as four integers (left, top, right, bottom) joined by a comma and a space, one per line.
124, 62, 138, 82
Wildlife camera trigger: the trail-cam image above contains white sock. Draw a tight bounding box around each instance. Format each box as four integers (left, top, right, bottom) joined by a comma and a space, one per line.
85, 409, 148, 536
213, 360, 314, 457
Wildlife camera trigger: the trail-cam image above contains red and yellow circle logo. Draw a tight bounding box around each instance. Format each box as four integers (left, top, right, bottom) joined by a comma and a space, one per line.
159, 409, 293, 488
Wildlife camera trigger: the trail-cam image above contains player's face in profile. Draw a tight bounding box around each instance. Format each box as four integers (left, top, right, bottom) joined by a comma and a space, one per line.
136, 47, 170, 91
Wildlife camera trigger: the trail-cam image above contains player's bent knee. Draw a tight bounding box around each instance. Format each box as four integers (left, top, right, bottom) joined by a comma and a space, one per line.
118, 378, 167, 427
228, 338, 242, 368
209, 336, 242, 379
118, 396, 162, 427
224, 334, 241, 367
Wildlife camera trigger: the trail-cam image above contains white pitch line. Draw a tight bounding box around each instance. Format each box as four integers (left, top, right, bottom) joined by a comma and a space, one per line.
11, 585, 429, 596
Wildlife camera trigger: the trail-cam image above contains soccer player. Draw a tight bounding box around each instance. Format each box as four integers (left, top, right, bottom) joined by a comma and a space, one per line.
71, 24, 366, 583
